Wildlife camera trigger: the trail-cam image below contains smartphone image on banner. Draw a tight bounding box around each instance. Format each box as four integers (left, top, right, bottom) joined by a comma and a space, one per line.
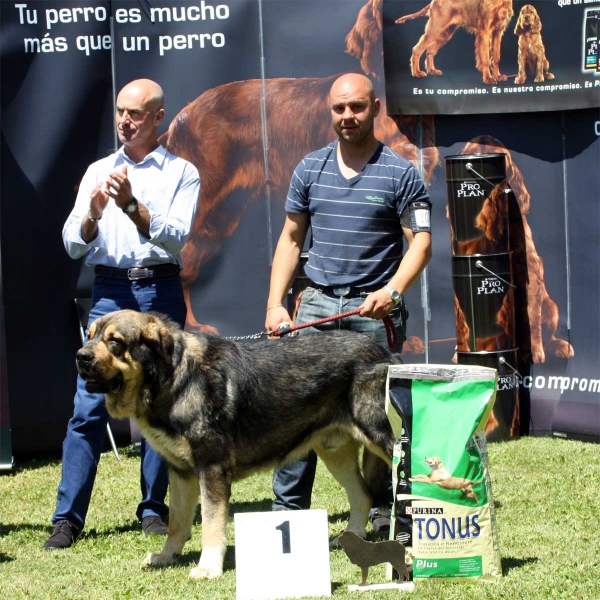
584, 9, 599, 71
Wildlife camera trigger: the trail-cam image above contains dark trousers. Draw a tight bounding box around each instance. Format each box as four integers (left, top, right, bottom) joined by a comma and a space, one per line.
272, 286, 407, 512
51, 274, 187, 530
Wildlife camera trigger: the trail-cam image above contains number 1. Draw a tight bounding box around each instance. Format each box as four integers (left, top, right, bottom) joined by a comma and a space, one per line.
275, 520, 291, 554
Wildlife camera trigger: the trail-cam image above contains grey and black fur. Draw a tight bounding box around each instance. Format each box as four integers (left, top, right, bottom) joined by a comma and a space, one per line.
76, 309, 399, 580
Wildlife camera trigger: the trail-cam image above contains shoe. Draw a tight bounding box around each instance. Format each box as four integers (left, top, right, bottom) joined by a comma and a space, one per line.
44, 520, 79, 550
142, 516, 168, 536
370, 509, 391, 536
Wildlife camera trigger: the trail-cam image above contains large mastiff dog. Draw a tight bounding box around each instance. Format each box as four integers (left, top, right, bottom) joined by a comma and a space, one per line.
76, 310, 398, 580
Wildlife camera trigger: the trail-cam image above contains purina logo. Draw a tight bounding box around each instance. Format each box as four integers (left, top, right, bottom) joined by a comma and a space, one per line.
406, 507, 443, 515
365, 195, 384, 203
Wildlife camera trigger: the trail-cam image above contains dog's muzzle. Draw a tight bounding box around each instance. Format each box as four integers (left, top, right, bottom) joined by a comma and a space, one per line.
76, 349, 123, 394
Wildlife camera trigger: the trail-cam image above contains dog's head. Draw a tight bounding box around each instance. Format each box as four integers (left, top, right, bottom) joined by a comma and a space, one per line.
461, 135, 530, 214
424, 456, 443, 470
76, 309, 176, 419
515, 5, 541, 35
474, 182, 508, 244
345, 0, 383, 79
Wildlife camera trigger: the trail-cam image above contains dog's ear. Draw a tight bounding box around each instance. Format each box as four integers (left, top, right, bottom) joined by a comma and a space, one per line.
141, 320, 174, 366
531, 10, 542, 34
461, 135, 530, 215
476, 184, 506, 244
505, 153, 530, 214
514, 15, 524, 36
344, 0, 384, 79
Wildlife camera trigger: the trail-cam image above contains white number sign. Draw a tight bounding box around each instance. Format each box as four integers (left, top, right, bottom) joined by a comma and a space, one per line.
234, 509, 331, 600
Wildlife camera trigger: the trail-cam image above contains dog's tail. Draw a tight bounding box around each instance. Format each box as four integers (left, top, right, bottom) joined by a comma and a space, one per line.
363, 449, 390, 506
395, 3, 431, 25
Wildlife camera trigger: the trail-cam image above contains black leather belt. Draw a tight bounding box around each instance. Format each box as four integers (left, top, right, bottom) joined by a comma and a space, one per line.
310, 282, 380, 298
94, 264, 180, 281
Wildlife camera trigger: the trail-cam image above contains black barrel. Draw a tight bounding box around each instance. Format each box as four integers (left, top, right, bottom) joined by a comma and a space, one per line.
445, 153, 508, 255
457, 349, 520, 441
452, 252, 515, 352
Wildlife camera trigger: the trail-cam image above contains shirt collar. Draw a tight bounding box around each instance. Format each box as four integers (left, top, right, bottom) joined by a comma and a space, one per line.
116, 144, 167, 167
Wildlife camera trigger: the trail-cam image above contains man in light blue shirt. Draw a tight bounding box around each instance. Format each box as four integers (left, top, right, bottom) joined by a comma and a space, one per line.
45, 79, 200, 550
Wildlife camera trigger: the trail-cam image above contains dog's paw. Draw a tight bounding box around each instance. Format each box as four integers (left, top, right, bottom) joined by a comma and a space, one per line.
142, 552, 178, 567
189, 566, 223, 580
192, 546, 226, 579
551, 340, 575, 359
403, 336, 425, 355
532, 346, 546, 363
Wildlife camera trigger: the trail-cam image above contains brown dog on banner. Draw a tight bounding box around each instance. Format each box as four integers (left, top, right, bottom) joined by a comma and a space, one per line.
514, 4, 554, 84
394, 0, 514, 84
456, 136, 574, 364
160, 0, 439, 334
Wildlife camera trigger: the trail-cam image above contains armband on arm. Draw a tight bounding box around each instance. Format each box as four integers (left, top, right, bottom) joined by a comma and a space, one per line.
408, 201, 431, 233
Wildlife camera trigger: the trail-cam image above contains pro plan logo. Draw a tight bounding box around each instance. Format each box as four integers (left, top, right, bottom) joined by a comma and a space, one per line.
477, 277, 504, 295
498, 373, 518, 391
365, 195, 384, 203
457, 181, 485, 197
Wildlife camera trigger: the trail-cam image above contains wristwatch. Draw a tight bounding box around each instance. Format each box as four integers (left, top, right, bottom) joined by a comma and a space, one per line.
123, 197, 138, 215
383, 285, 401, 306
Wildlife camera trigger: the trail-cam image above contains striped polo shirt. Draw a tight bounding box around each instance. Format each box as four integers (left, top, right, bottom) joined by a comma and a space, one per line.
285, 140, 430, 288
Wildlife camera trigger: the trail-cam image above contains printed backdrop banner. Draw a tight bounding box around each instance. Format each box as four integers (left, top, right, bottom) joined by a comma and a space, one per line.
424, 109, 599, 441
1, 0, 598, 458
550, 108, 600, 442
383, 0, 600, 115
1, 1, 113, 458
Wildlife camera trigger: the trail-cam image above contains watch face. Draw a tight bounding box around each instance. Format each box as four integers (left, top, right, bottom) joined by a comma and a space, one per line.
385, 286, 400, 304
126, 201, 137, 213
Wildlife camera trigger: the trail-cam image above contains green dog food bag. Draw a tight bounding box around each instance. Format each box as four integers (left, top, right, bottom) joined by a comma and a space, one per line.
385, 364, 502, 581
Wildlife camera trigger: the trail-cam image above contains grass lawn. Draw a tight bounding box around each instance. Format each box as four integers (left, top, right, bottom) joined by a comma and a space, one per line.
1, 436, 599, 600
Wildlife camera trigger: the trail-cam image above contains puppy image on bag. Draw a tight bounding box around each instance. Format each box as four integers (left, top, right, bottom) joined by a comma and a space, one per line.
410, 456, 484, 502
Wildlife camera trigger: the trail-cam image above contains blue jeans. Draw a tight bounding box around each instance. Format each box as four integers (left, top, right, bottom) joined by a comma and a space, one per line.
272, 286, 407, 511
52, 274, 187, 531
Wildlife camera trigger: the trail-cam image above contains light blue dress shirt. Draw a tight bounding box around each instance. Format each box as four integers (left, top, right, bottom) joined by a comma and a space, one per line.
62, 145, 200, 269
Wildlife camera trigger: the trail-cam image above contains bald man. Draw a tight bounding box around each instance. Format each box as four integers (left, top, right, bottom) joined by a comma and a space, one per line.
266, 73, 432, 536
45, 79, 200, 549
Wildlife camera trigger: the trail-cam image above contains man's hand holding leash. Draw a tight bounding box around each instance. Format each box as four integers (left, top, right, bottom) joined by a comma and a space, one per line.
265, 305, 294, 339
358, 288, 397, 320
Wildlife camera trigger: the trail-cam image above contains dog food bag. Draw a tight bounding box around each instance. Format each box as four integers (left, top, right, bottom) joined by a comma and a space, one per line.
385, 364, 502, 581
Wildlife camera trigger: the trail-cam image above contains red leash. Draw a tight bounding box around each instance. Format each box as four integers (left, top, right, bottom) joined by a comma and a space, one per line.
272, 308, 398, 350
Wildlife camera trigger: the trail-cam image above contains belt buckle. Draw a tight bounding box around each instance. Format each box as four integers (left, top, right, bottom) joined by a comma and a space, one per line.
128, 268, 151, 280
332, 286, 351, 297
